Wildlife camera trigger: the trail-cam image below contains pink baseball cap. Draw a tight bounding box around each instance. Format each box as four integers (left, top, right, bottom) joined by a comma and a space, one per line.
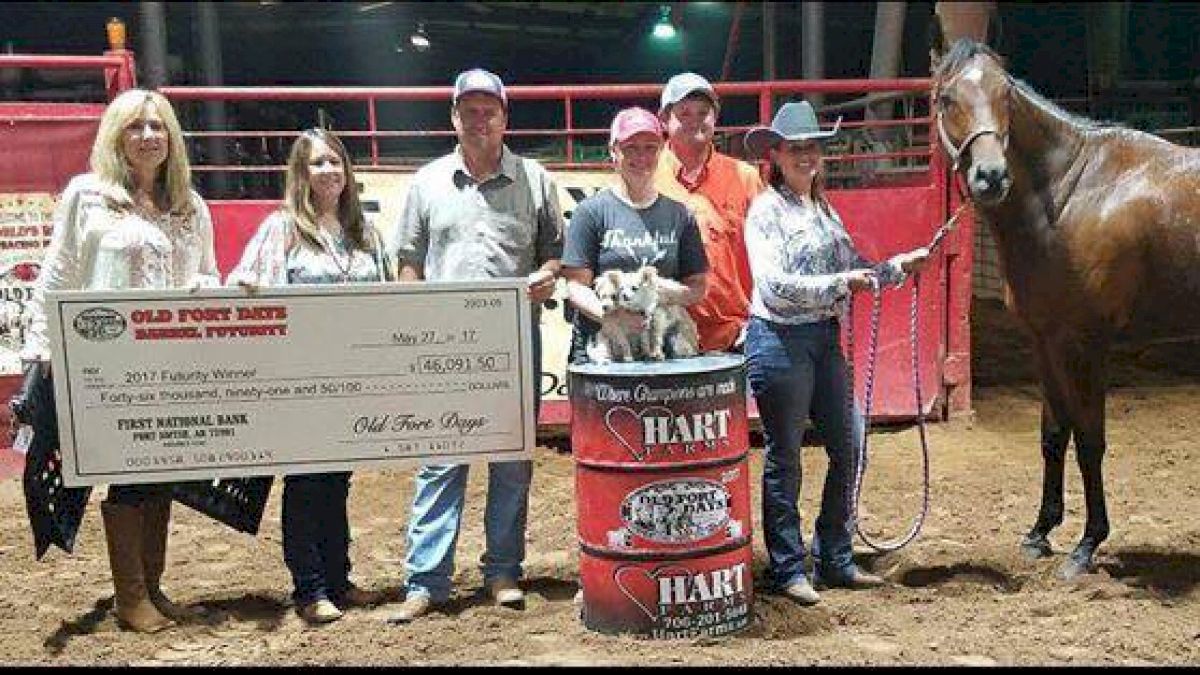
609, 107, 664, 146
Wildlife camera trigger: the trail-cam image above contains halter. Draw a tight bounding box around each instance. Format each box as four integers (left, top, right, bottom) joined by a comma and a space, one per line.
938, 118, 1003, 174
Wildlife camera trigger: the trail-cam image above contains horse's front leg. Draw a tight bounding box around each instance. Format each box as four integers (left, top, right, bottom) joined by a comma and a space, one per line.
1020, 401, 1070, 559
1021, 339, 1073, 559
1059, 343, 1110, 580
1062, 428, 1109, 579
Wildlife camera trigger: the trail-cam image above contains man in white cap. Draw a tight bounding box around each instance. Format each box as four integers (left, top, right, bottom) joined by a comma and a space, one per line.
386, 67, 563, 623
655, 72, 764, 355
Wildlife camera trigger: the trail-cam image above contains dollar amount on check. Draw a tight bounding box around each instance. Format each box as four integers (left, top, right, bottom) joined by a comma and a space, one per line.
46, 280, 536, 486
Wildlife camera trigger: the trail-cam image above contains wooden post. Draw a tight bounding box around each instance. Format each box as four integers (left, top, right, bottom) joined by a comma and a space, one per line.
934, 1, 995, 47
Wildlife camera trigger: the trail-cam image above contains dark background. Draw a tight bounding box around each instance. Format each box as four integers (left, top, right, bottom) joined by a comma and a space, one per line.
4, 3, 1196, 91
3, 1, 1196, 191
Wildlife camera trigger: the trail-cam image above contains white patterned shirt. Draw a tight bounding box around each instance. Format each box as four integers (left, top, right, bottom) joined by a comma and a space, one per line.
226, 211, 387, 287
744, 184, 906, 325
23, 174, 220, 360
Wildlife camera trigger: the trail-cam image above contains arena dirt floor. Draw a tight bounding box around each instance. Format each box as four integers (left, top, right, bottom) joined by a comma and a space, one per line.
0, 298, 1197, 665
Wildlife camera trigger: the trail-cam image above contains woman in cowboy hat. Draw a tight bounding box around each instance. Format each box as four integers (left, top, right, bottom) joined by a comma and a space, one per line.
742, 100, 929, 606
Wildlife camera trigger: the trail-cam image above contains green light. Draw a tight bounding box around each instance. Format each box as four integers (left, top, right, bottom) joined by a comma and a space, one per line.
652, 6, 677, 40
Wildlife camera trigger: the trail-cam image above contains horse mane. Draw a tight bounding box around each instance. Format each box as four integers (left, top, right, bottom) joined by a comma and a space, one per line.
938, 38, 1135, 142
1009, 78, 1110, 132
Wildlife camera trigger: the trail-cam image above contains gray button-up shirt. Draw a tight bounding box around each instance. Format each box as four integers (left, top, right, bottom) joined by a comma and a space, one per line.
390, 145, 564, 282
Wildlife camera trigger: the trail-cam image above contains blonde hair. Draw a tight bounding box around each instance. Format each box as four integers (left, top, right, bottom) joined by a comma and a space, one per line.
282, 128, 369, 252
90, 88, 194, 216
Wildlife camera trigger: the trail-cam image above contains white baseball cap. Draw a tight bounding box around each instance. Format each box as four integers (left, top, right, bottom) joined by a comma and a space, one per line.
660, 72, 719, 114
452, 68, 507, 108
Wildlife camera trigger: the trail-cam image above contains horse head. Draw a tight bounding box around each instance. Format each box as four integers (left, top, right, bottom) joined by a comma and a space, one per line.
932, 37, 1013, 205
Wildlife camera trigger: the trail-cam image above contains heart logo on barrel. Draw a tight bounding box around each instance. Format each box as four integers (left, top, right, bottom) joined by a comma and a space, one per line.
613, 564, 694, 621
603, 405, 674, 462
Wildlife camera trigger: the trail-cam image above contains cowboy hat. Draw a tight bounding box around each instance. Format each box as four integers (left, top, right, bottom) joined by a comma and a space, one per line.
744, 100, 842, 159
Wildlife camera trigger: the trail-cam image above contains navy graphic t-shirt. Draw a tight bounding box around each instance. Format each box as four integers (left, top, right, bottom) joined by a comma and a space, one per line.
562, 188, 708, 363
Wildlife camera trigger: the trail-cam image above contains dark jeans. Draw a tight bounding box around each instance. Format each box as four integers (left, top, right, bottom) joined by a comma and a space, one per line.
282, 472, 352, 606
107, 482, 173, 505
745, 316, 864, 589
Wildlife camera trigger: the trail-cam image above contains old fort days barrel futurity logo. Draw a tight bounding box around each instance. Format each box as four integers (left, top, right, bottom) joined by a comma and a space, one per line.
72, 307, 127, 341
617, 477, 735, 545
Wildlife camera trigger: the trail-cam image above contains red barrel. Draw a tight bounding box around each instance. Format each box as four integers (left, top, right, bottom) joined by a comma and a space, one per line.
569, 355, 753, 639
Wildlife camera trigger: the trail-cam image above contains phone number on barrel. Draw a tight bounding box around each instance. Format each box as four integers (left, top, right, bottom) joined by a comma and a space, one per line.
414, 352, 511, 375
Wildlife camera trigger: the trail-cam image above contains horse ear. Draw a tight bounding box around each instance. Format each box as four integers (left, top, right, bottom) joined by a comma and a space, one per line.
987, 9, 1003, 51
928, 15, 946, 72
641, 266, 658, 283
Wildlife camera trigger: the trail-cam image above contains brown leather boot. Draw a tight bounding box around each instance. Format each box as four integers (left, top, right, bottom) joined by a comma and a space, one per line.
141, 498, 200, 623
101, 501, 174, 633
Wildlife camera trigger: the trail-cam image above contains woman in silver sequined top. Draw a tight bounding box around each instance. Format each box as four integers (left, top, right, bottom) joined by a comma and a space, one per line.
25, 88, 219, 633
742, 101, 928, 606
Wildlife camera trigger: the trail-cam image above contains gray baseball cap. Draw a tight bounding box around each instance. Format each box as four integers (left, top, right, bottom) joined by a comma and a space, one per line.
453, 68, 507, 108
660, 72, 719, 114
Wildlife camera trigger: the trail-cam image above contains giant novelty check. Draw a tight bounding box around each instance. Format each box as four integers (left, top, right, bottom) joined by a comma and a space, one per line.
46, 281, 535, 486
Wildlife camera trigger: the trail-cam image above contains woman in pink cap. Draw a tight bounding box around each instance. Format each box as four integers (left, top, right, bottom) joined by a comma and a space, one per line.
560, 106, 710, 365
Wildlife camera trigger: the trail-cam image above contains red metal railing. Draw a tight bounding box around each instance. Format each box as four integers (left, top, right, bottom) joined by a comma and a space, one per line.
0, 51, 137, 100
158, 78, 937, 179
0, 51, 940, 190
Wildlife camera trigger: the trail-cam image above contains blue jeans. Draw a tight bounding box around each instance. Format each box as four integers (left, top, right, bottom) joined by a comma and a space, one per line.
282, 472, 352, 606
403, 318, 541, 602
745, 316, 864, 589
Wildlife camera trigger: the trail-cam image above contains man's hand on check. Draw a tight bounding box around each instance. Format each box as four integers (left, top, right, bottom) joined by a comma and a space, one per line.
526, 270, 556, 304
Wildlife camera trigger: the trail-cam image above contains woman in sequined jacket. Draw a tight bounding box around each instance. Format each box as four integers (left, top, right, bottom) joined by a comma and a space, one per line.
25, 89, 220, 632
742, 101, 929, 606
227, 128, 387, 625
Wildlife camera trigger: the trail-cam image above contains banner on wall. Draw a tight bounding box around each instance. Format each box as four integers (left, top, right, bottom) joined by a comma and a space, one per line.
0, 194, 55, 376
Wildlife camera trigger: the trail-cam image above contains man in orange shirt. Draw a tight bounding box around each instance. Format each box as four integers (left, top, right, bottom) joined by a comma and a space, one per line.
655, 72, 765, 353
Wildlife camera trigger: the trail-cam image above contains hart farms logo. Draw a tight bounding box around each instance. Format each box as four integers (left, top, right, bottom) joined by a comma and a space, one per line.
604, 405, 732, 461
614, 561, 751, 638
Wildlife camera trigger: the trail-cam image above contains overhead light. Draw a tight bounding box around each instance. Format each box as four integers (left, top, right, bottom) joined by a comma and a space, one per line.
409, 23, 431, 51
652, 5, 677, 40
358, 1, 392, 12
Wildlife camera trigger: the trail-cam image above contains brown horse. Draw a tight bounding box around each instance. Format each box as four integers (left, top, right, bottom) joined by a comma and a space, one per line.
931, 37, 1200, 579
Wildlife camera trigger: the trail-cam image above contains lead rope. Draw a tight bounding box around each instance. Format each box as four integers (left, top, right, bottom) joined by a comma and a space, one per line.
845, 275, 932, 552
840, 200, 967, 552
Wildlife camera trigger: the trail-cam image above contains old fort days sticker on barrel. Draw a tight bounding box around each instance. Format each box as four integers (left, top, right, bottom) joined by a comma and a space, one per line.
569, 356, 754, 639
44, 281, 535, 486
